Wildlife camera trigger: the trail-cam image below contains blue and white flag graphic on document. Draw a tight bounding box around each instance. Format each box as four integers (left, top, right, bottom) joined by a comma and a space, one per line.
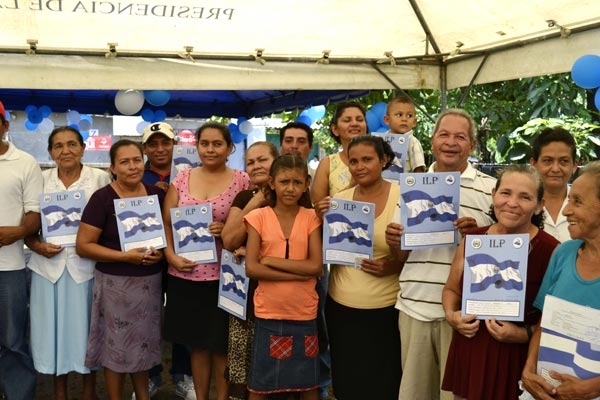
174, 157, 199, 173
116, 211, 163, 238
466, 253, 523, 292
401, 190, 457, 226
539, 328, 600, 380
173, 220, 213, 248
325, 213, 372, 247
388, 153, 404, 174
42, 205, 81, 231
221, 264, 247, 299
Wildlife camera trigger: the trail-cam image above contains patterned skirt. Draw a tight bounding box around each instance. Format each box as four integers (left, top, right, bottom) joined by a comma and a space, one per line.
85, 270, 162, 373
247, 318, 319, 394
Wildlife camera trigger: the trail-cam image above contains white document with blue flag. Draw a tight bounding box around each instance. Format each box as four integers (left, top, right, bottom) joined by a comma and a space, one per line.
40, 189, 86, 247
399, 171, 460, 250
218, 249, 250, 320
169, 204, 217, 263
113, 195, 166, 252
372, 133, 409, 183
170, 145, 201, 180
536, 295, 600, 398
323, 199, 375, 267
461, 233, 529, 321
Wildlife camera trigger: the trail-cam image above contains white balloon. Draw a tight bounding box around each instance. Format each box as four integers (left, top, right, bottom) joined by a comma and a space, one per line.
239, 120, 254, 135
114, 90, 144, 115
66, 110, 80, 123
38, 118, 55, 134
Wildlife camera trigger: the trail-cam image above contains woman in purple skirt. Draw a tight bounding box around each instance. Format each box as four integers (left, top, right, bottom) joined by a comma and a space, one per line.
76, 140, 165, 400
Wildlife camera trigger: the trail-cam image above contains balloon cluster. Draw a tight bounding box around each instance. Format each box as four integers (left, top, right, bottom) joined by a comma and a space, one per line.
24, 105, 55, 133
571, 54, 600, 110
114, 90, 171, 120
295, 105, 326, 126
365, 102, 390, 133
228, 117, 254, 144
66, 110, 94, 140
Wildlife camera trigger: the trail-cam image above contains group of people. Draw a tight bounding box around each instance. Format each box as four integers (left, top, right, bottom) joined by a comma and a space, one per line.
1, 94, 599, 400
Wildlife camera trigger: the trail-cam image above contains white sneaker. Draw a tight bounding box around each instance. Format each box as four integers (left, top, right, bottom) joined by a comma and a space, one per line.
131, 379, 159, 399
175, 375, 197, 400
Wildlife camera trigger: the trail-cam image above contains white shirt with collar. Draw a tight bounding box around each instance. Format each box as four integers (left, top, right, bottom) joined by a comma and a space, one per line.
0, 141, 43, 271
543, 186, 571, 243
28, 165, 111, 283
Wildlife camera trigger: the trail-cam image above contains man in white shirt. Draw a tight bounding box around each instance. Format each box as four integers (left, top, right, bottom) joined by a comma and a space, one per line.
386, 109, 496, 400
0, 101, 43, 400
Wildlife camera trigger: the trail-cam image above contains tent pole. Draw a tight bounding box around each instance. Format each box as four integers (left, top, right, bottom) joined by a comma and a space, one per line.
457, 54, 490, 107
440, 64, 447, 111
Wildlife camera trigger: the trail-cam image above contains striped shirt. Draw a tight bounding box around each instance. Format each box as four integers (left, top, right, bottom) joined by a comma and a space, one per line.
395, 162, 496, 321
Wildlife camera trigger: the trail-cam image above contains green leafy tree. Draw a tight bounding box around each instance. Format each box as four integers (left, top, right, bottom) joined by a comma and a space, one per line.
264, 73, 600, 165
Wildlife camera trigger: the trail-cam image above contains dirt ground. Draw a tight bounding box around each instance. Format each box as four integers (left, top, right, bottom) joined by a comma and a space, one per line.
34, 342, 214, 400
33, 342, 333, 399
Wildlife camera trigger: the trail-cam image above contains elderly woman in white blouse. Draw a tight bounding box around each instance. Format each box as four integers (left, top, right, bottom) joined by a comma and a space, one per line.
26, 126, 110, 400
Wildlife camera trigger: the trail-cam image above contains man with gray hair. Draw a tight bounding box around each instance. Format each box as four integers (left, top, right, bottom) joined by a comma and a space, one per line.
386, 108, 496, 400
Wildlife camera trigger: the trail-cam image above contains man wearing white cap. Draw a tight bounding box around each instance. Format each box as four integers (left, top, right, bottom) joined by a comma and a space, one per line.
0, 100, 43, 400
142, 122, 176, 193
139, 122, 197, 400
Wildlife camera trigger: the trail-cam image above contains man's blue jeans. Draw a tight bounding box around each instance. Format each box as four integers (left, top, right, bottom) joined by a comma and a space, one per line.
0, 269, 37, 400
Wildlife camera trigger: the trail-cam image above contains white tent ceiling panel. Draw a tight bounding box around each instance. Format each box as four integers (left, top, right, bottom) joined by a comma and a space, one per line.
415, 1, 599, 53
445, 28, 600, 89
3, 0, 599, 60
2, 54, 441, 90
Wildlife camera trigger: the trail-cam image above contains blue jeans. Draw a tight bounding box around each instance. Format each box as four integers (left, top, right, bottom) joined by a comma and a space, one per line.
0, 269, 37, 400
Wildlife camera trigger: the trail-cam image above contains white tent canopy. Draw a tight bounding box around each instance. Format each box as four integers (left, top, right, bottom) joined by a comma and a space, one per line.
1, 0, 599, 115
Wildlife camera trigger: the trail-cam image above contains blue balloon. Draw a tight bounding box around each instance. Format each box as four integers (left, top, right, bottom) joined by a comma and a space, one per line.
24, 120, 39, 131
80, 114, 93, 123
144, 90, 171, 107
79, 119, 92, 131
571, 55, 600, 89
28, 109, 43, 124
153, 110, 167, 122
370, 102, 388, 119
4, 110, 10, 121
25, 105, 37, 115
366, 110, 380, 132
296, 115, 313, 126
80, 130, 89, 141
311, 105, 326, 120
595, 87, 600, 111
376, 126, 388, 133
68, 123, 79, 130
237, 116, 247, 124
228, 123, 241, 138
141, 108, 155, 122
232, 129, 246, 144
39, 105, 52, 118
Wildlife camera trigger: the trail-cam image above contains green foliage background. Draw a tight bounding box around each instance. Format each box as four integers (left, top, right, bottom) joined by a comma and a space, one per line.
265, 73, 600, 165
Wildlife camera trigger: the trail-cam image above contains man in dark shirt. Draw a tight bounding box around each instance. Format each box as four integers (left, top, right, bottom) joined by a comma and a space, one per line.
139, 122, 196, 400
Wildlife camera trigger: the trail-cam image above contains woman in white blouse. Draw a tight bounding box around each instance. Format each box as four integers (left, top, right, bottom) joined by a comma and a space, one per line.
26, 126, 111, 400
